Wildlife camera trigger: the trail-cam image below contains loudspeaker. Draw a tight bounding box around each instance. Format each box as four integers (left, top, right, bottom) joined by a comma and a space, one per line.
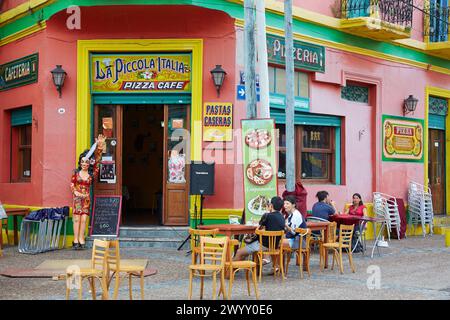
190, 162, 215, 195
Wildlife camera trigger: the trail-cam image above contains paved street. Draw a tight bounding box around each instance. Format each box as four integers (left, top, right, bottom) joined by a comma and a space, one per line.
0, 235, 449, 300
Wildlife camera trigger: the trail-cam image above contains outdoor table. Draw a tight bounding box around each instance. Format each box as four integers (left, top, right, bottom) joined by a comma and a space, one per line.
305, 221, 331, 268
1, 208, 30, 247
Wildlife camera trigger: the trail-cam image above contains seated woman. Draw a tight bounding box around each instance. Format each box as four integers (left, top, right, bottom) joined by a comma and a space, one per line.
345, 193, 367, 217
282, 195, 307, 250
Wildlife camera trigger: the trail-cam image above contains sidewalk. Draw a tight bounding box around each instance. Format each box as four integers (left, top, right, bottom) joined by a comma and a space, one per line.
0, 235, 449, 300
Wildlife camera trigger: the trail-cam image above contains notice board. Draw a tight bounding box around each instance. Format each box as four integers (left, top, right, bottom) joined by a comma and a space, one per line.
90, 195, 122, 237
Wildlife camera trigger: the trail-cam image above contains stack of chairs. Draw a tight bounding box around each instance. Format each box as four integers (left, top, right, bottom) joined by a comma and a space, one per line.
373, 192, 401, 241
408, 181, 434, 237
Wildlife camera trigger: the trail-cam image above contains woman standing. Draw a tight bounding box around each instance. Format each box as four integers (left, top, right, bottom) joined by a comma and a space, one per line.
70, 134, 106, 249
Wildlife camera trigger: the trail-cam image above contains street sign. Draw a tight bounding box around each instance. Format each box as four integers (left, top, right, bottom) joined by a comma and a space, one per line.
237, 85, 260, 101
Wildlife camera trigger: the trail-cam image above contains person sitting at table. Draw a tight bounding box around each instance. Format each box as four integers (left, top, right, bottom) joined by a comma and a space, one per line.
234, 197, 285, 266
282, 195, 307, 250
344, 193, 367, 217
311, 191, 337, 221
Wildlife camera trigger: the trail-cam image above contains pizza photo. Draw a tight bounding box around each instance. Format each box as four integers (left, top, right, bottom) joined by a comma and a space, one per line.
245, 129, 272, 149
246, 159, 273, 186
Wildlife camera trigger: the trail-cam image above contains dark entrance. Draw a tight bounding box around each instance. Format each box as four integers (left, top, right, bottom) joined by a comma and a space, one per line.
122, 105, 164, 225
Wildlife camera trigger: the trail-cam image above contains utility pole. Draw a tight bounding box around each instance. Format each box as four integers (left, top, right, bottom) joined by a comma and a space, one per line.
244, 0, 257, 119
256, 0, 270, 118
285, 0, 295, 192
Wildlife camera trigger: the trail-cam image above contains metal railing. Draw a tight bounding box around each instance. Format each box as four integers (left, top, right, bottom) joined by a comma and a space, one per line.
424, 4, 449, 42
341, 0, 413, 29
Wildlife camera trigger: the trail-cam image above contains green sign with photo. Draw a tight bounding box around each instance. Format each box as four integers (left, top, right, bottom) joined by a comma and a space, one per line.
0, 53, 38, 91
241, 119, 278, 224
267, 34, 325, 73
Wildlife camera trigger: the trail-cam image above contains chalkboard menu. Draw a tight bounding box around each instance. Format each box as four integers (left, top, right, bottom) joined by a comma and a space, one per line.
90, 195, 122, 237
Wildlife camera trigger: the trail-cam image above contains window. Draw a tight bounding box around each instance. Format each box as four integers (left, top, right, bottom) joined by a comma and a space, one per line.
277, 124, 335, 183
10, 107, 32, 182
268, 66, 309, 98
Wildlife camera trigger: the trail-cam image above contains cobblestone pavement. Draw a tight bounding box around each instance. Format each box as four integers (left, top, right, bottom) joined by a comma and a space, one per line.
0, 235, 449, 300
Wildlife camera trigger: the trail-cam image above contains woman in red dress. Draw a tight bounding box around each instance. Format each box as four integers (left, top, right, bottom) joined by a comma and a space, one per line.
70, 134, 106, 249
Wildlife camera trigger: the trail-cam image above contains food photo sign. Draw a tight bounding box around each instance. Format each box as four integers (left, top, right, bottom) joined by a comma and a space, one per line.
203, 102, 233, 141
241, 119, 278, 224
382, 115, 424, 162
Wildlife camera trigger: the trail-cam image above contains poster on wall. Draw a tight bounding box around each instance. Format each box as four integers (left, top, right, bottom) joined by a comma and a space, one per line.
241, 119, 278, 224
203, 102, 233, 142
91, 53, 191, 93
382, 115, 424, 162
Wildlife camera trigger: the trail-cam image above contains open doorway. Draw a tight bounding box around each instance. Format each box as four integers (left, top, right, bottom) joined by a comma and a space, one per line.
122, 105, 164, 226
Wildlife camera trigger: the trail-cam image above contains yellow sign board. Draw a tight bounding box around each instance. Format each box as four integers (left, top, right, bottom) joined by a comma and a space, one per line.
91, 54, 191, 93
203, 102, 233, 141
382, 115, 424, 162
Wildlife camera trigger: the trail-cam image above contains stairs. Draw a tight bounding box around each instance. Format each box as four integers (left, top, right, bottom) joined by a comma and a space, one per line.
86, 226, 190, 249
434, 216, 450, 235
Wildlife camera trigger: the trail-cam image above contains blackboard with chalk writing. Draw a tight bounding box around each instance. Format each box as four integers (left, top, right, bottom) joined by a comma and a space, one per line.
90, 195, 122, 237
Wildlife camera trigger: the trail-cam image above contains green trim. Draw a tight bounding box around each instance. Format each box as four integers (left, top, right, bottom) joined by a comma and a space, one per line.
1, 1, 450, 71
11, 106, 32, 126
93, 93, 191, 104
429, 113, 446, 130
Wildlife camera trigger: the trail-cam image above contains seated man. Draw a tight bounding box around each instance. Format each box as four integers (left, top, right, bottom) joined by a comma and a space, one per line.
234, 196, 285, 262
311, 190, 337, 221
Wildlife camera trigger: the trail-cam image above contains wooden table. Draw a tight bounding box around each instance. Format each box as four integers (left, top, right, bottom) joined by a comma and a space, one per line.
198, 224, 258, 239
306, 221, 331, 268
2, 208, 30, 247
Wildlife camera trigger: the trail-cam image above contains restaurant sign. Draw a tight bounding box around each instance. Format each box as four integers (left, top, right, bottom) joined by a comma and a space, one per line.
91, 53, 191, 93
203, 102, 233, 142
0, 53, 38, 91
241, 119, 278, 224
382, 115, 424, 162
267, 34, 325, 73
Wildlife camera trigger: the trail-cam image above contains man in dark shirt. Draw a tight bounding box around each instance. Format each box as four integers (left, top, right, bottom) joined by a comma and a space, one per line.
234, 196, 285, 261
311, 190, 337, 221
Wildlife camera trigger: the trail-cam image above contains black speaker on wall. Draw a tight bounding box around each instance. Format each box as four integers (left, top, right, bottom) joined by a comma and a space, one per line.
190, 162, 215, 195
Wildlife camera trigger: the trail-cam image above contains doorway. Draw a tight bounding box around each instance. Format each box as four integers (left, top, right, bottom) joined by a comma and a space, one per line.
122, 105, 164, 225
428, 129, 446, 214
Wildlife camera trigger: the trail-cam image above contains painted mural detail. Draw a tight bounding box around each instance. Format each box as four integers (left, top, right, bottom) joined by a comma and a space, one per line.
242, 119, 278, 223
91, 54, 191, 93
203, 102, 233, 142
266, 34, 325, 73
382, 115, 424, 162
0, 53, 38, 91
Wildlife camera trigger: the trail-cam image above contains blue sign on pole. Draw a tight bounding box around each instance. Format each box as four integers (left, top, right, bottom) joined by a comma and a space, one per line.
237, 85, 260, 101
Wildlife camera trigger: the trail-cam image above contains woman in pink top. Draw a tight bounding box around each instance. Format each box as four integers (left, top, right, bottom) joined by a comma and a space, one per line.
345, 193, 367, 217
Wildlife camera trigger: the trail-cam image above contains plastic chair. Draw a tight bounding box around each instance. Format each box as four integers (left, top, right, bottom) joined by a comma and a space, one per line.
321, 224, 355, 274
188, 236, 229, 300
107, 239, 146, 300
66, 239, 110, 300
283, 228, 312, 279
254, 229, 285, 282
189, 228, 219, 265
225, 239, 259, 299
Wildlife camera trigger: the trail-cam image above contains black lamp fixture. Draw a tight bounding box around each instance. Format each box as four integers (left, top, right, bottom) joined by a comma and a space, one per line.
210, 65, 227, 97
50, 65, 67, 98
404, 95, 418, 115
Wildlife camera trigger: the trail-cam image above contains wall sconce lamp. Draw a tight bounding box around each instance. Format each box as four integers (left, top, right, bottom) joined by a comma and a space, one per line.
404, 95, 418, 115
50, 65, 67, 98
210, 65, 227, 97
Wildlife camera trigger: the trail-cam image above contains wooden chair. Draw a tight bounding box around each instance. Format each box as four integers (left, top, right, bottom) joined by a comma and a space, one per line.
225, 239, 259, 299
254, 229, 285, 282
188, 236, 228, 300
189, 228, 219, 265
283, 228, 312, 279
66, 239, 110, 300
319, 222, 337, 269
107, 239, 146, 300
321, 224, 356, 274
